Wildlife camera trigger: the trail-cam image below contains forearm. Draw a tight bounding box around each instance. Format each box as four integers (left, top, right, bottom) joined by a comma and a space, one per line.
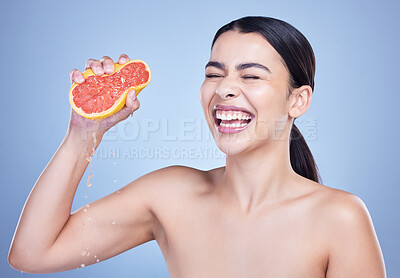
9, 127, 103, 260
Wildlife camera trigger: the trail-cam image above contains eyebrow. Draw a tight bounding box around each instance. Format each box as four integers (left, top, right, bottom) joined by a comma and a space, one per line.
205, 61, 271, 73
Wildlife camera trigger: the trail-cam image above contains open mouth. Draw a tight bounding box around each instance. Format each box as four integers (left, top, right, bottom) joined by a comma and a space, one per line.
212, 105, 255, 133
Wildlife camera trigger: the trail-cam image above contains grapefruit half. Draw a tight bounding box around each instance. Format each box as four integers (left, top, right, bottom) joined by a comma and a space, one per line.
69, 59, 151, 119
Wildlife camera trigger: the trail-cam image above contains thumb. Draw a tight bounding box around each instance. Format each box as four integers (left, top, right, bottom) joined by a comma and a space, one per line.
107, 92, 140, 123
125, 89, 139, 109
125, 89, 140, 116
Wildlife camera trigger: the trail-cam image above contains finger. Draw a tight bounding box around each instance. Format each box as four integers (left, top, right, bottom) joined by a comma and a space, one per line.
118, 54, 130, 64
125, 90, 140, 111
88, 60, 104, 76
108, 97, 140, 124
69, 69, 85, 84
100, 56, 115, 74
118, 91, 141, 119
100, 92, 140, 128
120, 98, 141, 120
84, 59, 97, 70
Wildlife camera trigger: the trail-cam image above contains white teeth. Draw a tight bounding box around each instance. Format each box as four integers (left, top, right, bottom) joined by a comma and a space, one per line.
237, 114, 250, 120
220, 122, 248, 128
216, 110, 252, 120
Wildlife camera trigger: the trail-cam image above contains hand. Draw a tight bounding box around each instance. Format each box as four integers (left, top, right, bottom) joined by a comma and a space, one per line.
68, 54, 141, 138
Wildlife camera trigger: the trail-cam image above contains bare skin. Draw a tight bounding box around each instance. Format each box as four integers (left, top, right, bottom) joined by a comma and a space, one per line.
8, 32, 386, 278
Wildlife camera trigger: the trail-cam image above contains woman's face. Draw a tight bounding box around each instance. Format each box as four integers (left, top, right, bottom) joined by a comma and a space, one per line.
200, 30, 293, 156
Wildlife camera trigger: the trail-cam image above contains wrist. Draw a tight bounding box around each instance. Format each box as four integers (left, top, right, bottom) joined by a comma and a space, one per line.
63, 127, 103, 153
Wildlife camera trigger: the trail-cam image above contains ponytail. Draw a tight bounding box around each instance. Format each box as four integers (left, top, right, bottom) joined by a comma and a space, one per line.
289, 123, 322, 183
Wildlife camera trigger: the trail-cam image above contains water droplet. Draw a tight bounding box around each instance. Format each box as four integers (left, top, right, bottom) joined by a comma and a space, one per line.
94, 255, 97, 258
21, 271, 24, 273
112, 221, 116, 225
86, 251, 90, 256
112, 152, 116, 156
81, 264, 85, 268
87, 217, 92, 221
87, 173, 94, 187
117, 190, 120, 194
113, 179, 117, 183
96, 259, 100, 263
113, 161, 117, 165
81, 251, 87, 256
86, 204, 90, 208
83, 208, 87, 213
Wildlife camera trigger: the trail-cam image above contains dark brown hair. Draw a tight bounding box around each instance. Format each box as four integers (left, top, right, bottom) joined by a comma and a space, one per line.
212, 16, 322, 183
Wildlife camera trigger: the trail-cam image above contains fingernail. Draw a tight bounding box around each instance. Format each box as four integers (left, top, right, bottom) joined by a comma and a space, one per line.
131, 92, 136, 100
78, 76, 85, 83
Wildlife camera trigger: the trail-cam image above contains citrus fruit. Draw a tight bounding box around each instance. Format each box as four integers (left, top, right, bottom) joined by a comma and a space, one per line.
69, 59, 151, 119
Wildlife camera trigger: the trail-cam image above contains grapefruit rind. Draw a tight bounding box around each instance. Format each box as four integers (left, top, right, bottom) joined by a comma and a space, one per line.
69, 59, 151, 120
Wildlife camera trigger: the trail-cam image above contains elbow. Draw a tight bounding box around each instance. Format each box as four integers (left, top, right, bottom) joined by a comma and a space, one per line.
8, 248, 47, 274
8, 250, 24, 272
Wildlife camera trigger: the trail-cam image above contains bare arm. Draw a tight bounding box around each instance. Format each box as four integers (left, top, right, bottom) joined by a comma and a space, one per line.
8, 54, 155, 273
325, 194, 386, 278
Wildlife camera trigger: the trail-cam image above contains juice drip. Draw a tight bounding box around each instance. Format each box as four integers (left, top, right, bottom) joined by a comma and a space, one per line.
85, 119, 101, 196
85, 132, 97, 162
112, 149, 118, 187
87, 172, 94, 187
85, 119, 101, 162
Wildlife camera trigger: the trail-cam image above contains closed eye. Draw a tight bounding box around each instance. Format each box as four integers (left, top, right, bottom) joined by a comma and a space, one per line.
205, 74, 223, 78
242, 75, 260, 80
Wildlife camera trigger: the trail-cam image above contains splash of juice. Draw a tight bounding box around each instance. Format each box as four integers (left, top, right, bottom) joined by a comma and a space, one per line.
85, 120, 101, 194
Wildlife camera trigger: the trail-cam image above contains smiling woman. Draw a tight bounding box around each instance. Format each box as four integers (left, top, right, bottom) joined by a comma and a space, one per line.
202, 17, 320, 182
8, 16, 386, 278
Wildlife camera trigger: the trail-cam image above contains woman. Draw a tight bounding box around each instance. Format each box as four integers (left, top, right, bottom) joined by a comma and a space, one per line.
8, 16, 386, 277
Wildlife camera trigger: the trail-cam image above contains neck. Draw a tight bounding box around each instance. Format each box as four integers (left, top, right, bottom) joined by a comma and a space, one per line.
216, 133, 298, 214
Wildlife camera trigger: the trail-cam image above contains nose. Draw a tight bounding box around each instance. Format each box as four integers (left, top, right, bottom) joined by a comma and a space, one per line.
215, 78, 240, 99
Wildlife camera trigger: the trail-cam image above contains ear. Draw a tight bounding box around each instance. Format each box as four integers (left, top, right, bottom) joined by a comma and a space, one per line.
288, 85, 313, 118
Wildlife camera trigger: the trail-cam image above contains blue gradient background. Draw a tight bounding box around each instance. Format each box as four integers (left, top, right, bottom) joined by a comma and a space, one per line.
1, 0, 398, 277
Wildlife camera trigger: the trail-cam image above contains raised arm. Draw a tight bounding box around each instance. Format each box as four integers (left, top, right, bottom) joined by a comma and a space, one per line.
8, 54, 155, 273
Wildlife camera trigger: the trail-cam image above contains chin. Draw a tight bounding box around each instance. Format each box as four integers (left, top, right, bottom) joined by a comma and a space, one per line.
214, 134, 253, 156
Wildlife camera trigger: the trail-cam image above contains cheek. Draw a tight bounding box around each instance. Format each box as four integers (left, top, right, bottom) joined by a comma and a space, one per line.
199, 81, 214, 109
252, 85, 286, 115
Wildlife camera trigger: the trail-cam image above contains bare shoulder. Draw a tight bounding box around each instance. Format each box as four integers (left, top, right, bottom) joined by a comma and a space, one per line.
308, 183, 386, 277
311, 184, 360, 210
139, 164, 210, 187
306, 182, 375, 236
312, 184, 373, 228
131, 164, 212, 200
290, 177, 371, 221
